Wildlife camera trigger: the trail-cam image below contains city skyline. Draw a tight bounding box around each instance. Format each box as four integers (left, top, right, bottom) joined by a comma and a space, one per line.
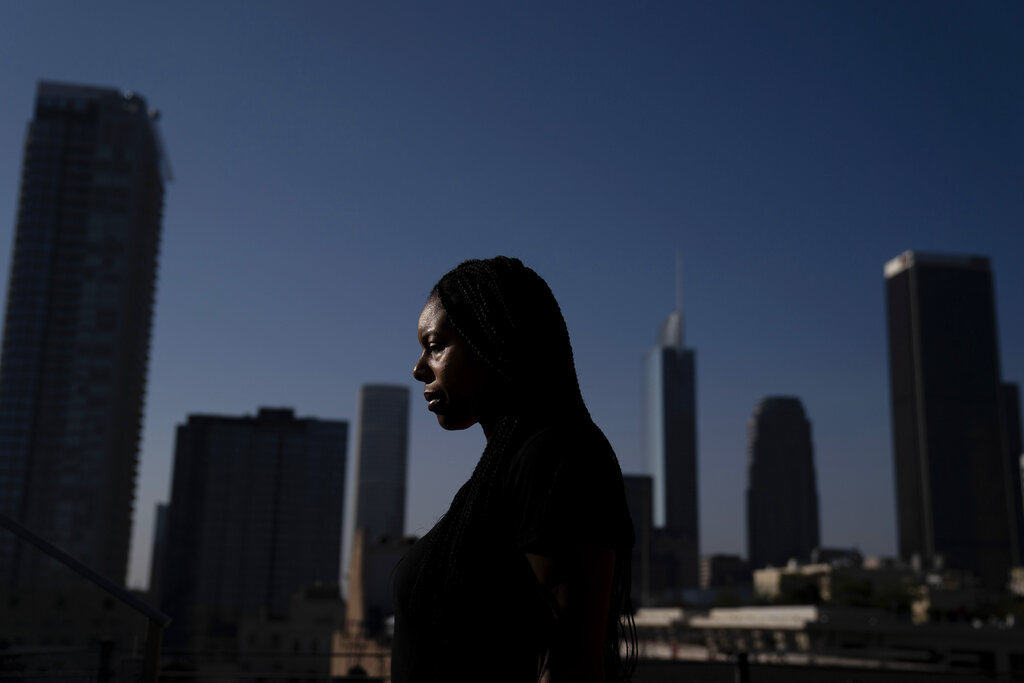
0, 3, 1021, 588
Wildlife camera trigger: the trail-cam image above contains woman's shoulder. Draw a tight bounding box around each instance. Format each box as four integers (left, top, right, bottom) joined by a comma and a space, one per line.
504, 416, 633, 553
515, 417, 613, 459
506, 418, 618, 485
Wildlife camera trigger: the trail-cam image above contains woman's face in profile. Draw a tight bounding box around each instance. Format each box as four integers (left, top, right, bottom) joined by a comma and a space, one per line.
414, 296, 497, 432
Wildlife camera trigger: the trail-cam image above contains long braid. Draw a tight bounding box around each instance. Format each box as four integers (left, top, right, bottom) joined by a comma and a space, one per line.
411, 257, 637, 681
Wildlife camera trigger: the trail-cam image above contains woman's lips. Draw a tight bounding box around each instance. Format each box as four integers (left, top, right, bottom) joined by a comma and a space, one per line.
425, 392, 443, 412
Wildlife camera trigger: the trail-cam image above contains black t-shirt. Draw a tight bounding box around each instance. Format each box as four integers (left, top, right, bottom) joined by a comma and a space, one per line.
391, 419, 634, 682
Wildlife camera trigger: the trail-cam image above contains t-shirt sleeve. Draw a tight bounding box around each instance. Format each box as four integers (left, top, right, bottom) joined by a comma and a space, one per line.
506, 424, 634, 556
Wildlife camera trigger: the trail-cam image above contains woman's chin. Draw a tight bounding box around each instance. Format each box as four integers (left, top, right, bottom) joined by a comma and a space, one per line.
436, 414, 476, 431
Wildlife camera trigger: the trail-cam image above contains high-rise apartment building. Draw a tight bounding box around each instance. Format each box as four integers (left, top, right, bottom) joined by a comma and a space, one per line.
885, 251, 1017, 586
159, 408, 348, 648
353, 384, 409, 545
643, 270, 699, 593
746, 397, 820, 570
0, 82, 166, 586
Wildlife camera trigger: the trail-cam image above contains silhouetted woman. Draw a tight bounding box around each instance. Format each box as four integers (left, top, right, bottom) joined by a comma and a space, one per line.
392, 257, 636, 682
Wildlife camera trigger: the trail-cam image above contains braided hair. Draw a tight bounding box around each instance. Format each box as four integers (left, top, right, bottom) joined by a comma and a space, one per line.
410, 256, 637, 681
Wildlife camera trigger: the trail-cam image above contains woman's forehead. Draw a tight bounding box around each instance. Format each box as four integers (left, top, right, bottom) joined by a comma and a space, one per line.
418, 297, 447, 336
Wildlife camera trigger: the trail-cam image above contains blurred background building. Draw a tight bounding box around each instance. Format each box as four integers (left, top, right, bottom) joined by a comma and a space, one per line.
353, 384, 409, 546
746, 396, 821, 570
157, 408, 347, 650
0, 81, 166, 588
700, 554, 751, 593
623, 474, 653, 607
1002, 382, 1024, 565
885, 251, 1018, 587
146, 502, 169, 604
348, 384, 410, 636
643, 266, 700, 598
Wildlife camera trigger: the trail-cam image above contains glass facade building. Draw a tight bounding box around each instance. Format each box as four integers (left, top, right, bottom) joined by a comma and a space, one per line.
643, 309, 699, 592
885, 251, 1017, 586
0, 82, 166, 587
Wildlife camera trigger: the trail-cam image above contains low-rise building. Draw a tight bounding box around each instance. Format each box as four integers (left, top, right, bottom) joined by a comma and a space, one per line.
688, 605, 1024, 678
700, 554, 751, 590
1010, 567, 1024, 597
237, 584, 346, 680
754, 558, 915, 609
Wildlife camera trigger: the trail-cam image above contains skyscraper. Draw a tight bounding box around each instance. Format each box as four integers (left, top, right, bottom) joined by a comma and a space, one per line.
348, 384, 409, 635
885, 251, 1016, 586
353, 384, 410, 545
746, 396, 820, 570
159, 408, 348, 648
643, 261, 699, 594
0, 82, 167, 586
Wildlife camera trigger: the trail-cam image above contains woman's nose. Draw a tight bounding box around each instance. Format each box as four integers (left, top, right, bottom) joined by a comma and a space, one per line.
413, 353, 430, 381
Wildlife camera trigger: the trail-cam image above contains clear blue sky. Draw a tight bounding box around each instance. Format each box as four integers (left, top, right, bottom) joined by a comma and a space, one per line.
0, 2, 1021, 589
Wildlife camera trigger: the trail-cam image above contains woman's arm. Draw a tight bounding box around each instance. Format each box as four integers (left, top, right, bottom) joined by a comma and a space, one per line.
526, 546, 616, 682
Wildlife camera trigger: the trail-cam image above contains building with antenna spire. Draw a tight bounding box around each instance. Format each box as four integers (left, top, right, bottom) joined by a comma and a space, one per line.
642, 256, 699, 598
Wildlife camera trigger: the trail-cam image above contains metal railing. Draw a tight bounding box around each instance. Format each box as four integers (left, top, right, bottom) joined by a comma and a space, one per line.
0, 512, 171, 683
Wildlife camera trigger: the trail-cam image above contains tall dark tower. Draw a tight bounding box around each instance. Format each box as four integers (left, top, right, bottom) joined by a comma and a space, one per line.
349, 384, 410, 636
885, 251, 1016, 586
353, 384, 410, 545
0, 82, 167, 586
746, 397, 820, 569
643, 256, 699, 595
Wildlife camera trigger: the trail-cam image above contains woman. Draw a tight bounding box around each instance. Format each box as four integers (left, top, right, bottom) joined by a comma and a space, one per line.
393, 256, 636, 682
